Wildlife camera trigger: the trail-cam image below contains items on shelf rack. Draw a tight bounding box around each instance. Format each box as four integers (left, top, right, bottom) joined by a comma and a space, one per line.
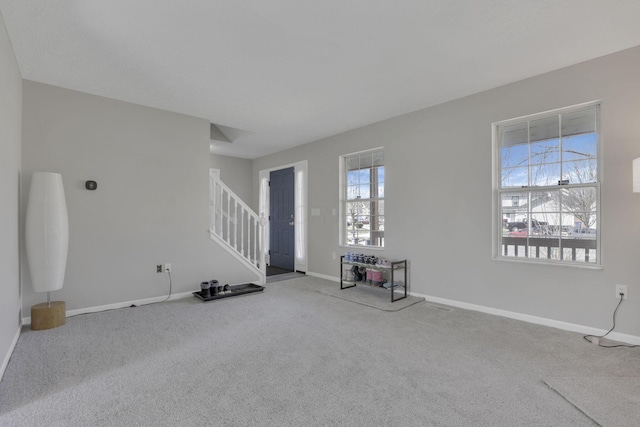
340, 254, 408, 302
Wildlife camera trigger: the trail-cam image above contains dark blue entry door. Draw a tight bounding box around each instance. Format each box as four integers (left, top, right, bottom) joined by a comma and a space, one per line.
269, 167, 295, 271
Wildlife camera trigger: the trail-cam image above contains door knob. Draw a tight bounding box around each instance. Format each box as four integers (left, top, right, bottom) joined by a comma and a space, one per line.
289, 221, 295, 226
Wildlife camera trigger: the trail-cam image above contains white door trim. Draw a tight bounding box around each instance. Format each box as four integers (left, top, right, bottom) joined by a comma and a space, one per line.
259, 160, 308, 273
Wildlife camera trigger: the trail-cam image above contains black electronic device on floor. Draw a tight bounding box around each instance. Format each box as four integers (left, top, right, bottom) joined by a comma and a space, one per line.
193, 283, 264, 301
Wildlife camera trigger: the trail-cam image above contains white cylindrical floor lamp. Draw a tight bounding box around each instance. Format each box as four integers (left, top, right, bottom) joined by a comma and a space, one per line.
25, 172, 69, 330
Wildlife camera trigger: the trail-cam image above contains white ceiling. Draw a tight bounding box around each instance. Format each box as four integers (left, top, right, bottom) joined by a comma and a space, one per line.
2, 1, 640, 159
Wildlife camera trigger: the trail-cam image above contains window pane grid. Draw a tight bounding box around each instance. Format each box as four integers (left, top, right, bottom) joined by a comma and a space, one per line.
499, 107, 598, 189
496, 104, 599, 265
342, 150, 384, 248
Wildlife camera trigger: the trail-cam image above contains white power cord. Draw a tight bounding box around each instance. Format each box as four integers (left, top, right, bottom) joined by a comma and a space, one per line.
161, 268, 173, 302
583, 292, 637, 348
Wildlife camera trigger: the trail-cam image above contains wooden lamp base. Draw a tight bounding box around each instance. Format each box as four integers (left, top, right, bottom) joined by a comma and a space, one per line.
31, 301, 66, 330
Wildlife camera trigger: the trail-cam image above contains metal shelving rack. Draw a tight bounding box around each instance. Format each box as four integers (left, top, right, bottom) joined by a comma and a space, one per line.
339, 255, 408, 302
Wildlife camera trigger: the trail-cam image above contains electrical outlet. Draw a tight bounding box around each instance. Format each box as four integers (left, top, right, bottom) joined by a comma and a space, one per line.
164, 263, 171, 273
615, 284, 628, 300
157, 264, 163, 273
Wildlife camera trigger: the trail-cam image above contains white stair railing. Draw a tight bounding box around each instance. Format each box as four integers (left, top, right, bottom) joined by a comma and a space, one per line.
209, 172, 266, 283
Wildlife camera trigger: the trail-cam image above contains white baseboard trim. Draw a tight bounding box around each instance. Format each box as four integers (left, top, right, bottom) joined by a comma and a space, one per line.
22, 291, 194, 325
411, 291, 640, 346
1, 326, 21, 382
306, 272, 340, 282
305, 273, 640, 345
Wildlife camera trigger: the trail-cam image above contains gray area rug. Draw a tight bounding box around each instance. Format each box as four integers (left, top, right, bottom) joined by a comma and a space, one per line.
544, 376, 640, 426
2, 275, 638, 426
317, 283, 424, 311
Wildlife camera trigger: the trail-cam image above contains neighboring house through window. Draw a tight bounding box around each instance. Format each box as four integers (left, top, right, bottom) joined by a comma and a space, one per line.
340, 149, 384, 248
494, 102, 600, 265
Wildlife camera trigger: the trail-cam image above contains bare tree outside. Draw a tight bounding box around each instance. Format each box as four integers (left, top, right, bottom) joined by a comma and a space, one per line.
559, 151, 597, 228
500, 130, 597, 233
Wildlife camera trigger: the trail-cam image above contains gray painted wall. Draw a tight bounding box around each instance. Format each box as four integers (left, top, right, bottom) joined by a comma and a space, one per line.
21, 81, 260, 313
253, 46, 640, 337
0, 12, 22, 376
210, 154, 253, 203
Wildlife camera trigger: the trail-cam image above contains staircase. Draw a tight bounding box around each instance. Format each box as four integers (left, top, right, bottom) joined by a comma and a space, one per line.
209, 172, 266, 285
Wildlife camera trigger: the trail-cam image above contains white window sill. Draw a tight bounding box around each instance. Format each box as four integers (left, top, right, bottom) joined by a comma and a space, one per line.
493, 256, 603, 270
340, 244, 385, 251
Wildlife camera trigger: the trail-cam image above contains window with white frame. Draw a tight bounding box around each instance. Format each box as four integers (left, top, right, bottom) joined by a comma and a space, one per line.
341, 149, 384, 248
495, 102, 600, 265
